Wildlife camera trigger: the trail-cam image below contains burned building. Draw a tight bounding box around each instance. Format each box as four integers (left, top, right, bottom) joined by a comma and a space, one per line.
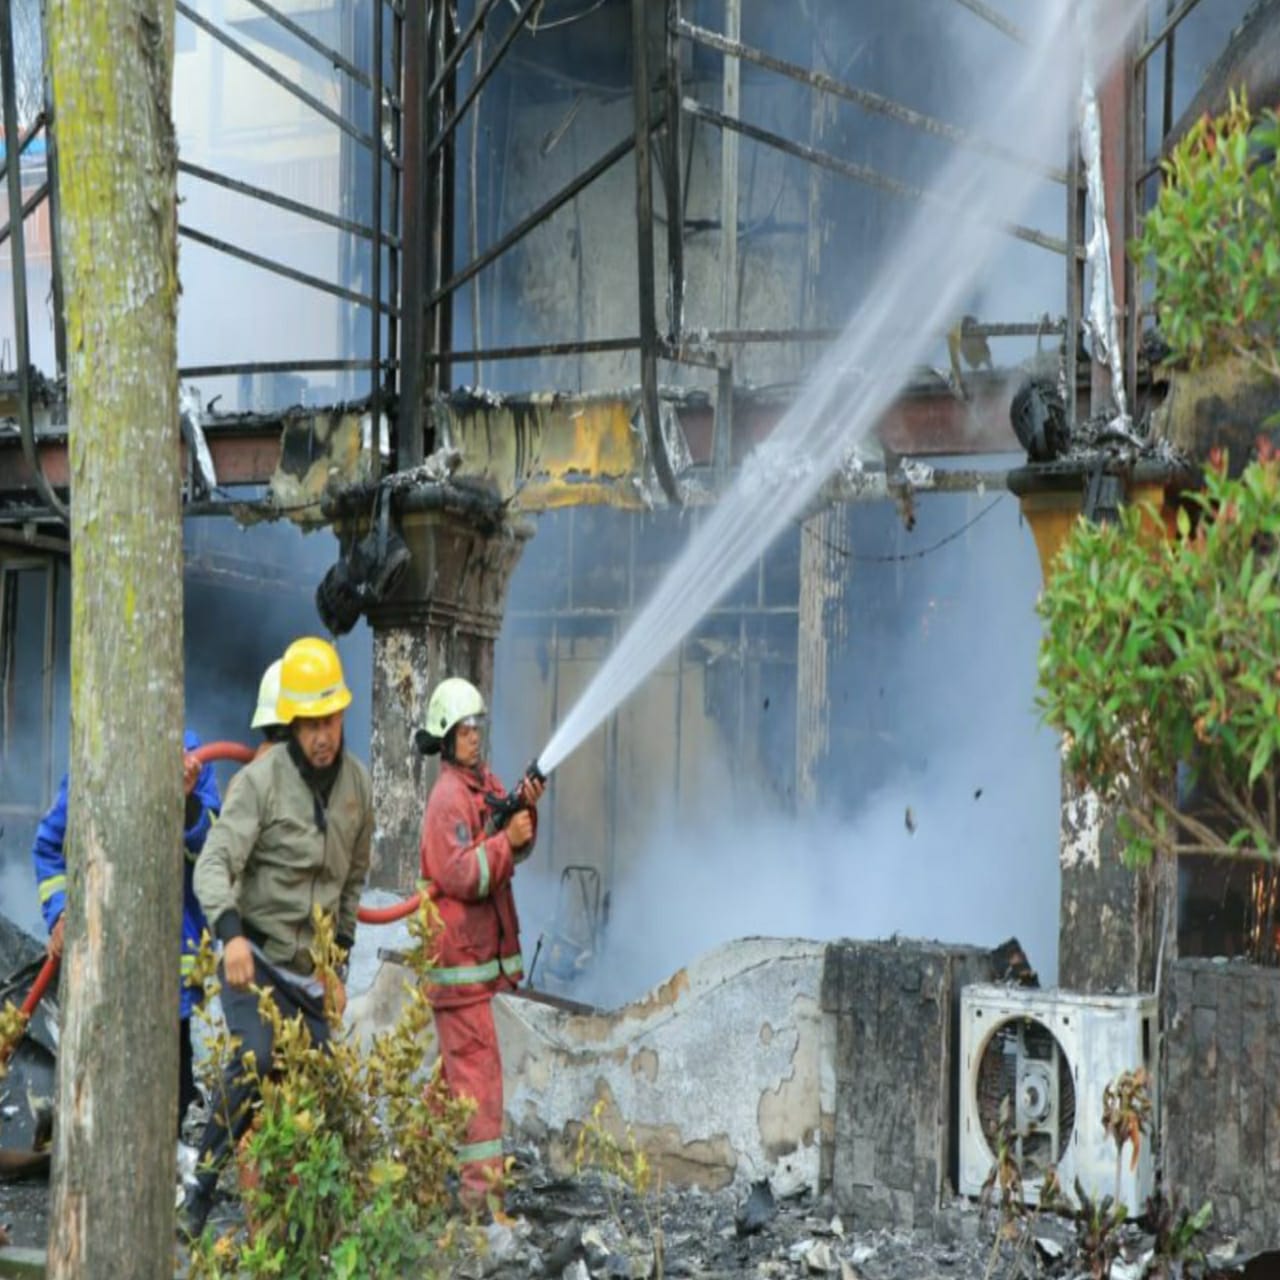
1, 0, 1280, 1267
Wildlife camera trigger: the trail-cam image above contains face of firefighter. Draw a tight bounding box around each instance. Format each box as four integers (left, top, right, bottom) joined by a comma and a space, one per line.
452, 718, 484, 769
294, 709, 344, 768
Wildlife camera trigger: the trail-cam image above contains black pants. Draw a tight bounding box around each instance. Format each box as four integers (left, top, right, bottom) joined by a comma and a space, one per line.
191, 956, 330, 1192
179, 1016, 197, 1138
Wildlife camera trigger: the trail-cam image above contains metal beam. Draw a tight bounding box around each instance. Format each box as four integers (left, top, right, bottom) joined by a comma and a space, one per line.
386, 1, 404, 396
0, 111, 45, 188
424, 0, 541, 162
370, 0, 384, 482
424, 131, 639, 311
178, 358, 374, 378
38, 3, 67, 378
948, 0, 1026, 45
678, 19, 1067, 184
237, 0, 372, 88
422, 336, 640, 364
178, 160, 397, 245
1136, 0, 1206, 68
0, 0, 65, 521
175, 2, 375, 150
397, 0, 427, 468
713, 0, 740, 480
683, 97, 1070, 257
0, 182, 49, 248
426, 0, 504, 106
663, 0, 685, 340
179, 223, 399, 314
632, 0, 681, 504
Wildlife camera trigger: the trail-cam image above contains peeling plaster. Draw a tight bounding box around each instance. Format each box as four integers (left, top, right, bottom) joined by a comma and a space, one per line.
756, 995, 822, 1160
496, 939, 827, 1190
1060, 773, 1103, 871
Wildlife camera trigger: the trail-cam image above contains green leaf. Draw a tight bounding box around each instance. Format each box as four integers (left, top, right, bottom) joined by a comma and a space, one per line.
1249, 734, 1273, 786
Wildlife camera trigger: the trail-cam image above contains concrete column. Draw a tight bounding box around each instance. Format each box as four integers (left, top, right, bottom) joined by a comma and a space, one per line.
795, 502, 850, 808
1012, 470, 1181, 995
1057, 771, 1174, 993
366, 495, 530, 891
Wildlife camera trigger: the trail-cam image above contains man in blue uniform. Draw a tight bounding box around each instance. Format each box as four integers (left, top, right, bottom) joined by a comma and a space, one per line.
31, 730, 222, 1136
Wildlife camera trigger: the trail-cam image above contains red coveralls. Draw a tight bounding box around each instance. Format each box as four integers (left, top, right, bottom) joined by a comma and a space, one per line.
420, 759, 533, 1206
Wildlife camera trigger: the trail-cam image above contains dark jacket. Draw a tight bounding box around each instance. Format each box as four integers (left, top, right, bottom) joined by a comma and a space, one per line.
32, 729, 221, 1018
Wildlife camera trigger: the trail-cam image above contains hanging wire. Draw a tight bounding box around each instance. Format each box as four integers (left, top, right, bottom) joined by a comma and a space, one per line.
801, 494, 1006, 563
529, 0, 609, 32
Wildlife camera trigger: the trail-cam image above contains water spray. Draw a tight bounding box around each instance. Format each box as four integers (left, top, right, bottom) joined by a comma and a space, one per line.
527, 0, 1155, 784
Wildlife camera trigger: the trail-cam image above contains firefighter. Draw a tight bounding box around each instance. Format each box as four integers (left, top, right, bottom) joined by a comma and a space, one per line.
250, 657, 289, 758
418, 676, 544, 1214
182, 636, 373, 1238
32, 731, 222, 1144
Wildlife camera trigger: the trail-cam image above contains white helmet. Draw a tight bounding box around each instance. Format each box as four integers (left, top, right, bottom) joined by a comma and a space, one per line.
250, 659, 285, 730
425, 677, 486, 740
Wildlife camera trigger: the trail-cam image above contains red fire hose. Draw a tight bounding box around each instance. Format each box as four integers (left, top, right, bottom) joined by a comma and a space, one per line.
0, 955, 58, 1068
18, 957, 57, 1018
191, 740, 422, 925
191, 741, 256, 767
3, 740, 425, 1066
355, 894, 422, 924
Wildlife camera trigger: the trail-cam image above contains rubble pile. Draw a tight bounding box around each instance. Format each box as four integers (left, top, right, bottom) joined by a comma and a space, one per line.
463, 1149, 995, 1280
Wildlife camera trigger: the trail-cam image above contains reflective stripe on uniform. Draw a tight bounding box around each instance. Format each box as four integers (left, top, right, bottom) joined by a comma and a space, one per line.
475, 843, 490, 898
280, 682, 343, 706
500, 953, 523, 978
38, 875, 66, 904
456, 1138, 503, 1165
425, 959, 501, 986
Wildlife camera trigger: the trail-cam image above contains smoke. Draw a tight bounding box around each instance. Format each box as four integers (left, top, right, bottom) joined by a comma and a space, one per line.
181, 518, 372, 761
0, 517, 370, 948
502, 477, 1061, 1010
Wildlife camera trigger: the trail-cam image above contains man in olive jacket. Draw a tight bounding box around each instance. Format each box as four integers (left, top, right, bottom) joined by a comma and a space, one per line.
182, 637, 372, 1238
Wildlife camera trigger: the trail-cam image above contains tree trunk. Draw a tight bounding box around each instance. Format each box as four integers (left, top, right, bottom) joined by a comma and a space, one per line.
45, 1, 182, 1276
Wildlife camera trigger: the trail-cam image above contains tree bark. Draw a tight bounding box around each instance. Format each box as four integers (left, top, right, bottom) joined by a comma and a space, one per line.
46, 1, 182, 1276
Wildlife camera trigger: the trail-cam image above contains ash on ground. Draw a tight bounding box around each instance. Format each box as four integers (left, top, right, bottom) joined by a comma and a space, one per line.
4, 1143, 1250, 1279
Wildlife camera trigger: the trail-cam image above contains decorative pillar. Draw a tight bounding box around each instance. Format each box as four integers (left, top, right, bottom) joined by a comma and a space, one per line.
364, 490, 530, 891
1011, 463, 1187, 993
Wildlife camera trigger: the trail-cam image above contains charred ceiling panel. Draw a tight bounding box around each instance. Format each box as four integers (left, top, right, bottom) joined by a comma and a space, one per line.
431, 391, 652, 511
264, 407, 374, 525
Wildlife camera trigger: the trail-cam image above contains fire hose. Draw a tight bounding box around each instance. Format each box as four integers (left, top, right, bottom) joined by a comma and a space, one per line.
1, 746, 544, 1044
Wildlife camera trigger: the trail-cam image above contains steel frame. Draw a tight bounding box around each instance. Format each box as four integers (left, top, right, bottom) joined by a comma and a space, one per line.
397, 0, 1089, 504
0, 0, 1162, 519
0, 0, 402, 511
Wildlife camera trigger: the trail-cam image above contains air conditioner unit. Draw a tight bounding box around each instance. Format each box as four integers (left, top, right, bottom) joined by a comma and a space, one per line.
958, 985, 1157, 1213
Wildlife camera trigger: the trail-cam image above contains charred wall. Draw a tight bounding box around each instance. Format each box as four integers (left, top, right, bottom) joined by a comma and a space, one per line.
1163, 957, 1280, 1256
821, 938, 996, 1229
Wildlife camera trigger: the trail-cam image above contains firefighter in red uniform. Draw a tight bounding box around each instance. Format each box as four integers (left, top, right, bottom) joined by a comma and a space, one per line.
418, 677, 544, 1212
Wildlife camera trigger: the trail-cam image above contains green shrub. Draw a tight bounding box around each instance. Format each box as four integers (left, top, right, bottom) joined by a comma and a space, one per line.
186, 905, 473, 1278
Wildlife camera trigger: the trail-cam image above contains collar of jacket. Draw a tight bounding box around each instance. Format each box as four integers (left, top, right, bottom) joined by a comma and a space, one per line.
441, 758, 493, 793
287, 737, 344, 803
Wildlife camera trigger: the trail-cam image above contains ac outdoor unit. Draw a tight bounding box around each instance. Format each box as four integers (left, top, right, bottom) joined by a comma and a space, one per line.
958, 985, 1157, 1212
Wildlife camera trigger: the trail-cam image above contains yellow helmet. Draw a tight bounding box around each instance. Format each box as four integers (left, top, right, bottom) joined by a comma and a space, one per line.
250, 658, 285, 730
276, 637, 352, 723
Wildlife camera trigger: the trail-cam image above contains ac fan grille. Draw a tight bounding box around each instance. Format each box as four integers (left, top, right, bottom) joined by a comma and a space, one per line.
975, 1015, 1076, 1181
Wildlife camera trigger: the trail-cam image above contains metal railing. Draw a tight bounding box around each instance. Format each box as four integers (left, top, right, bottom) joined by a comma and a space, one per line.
399, 0, 1076, 501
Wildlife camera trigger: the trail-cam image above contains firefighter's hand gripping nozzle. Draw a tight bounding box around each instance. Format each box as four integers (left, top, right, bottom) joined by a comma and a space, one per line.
485, 759, 547, 835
